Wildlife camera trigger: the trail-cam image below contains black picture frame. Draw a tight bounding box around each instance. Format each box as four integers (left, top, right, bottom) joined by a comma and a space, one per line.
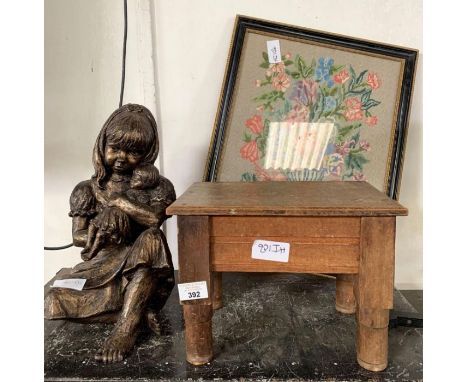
204, 15, 418, 200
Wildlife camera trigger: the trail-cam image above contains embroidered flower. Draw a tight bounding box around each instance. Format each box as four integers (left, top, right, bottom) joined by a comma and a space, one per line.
359, 140, 371, 151
269, 62, 286, 74
245, 115, 263, 135
289, 79, 318, 106
336, 140, 356, 156
324, 96, 337, 112
333, 69, 350, 84
367, 72, 380, 90
254, 164, 271, 181
272, 73, 291, 92
256, 166, 288, 181
353, 172, 367, 181
284, 104, 310, 123
315, 57, 335, 87
270, 171, 288, 181
327, 153, 344, 176
344, 98, 363, 121
364, 116, 378, 126
240, 140, 259, 162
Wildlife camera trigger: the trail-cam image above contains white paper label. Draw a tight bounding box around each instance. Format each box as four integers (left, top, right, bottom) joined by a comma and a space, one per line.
252, 240, 290, 262
267, 40, 282, 63
178, 281, 209, 301
52, 278, 86, 291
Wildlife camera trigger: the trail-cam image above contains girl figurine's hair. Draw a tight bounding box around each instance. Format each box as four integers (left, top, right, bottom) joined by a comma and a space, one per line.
92, 104, 159, 188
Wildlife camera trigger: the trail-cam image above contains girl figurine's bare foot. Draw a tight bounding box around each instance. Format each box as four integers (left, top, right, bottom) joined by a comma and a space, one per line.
94, 323, 139, 363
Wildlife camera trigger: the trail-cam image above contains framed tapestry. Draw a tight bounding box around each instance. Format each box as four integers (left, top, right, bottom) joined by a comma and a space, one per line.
203, 16, 418, 199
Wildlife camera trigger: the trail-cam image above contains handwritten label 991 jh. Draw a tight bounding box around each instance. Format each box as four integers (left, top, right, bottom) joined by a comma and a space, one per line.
252, 240, 290, 263
267, 40, 282, 63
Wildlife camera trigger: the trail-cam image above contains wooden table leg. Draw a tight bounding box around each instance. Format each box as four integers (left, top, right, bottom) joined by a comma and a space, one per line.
212, 272, 223, 310
355, 217, 395, 372
183, 304, 213, 365
335, 274, 356, 314
177, 216, 213, 365
356, 307, 389, 371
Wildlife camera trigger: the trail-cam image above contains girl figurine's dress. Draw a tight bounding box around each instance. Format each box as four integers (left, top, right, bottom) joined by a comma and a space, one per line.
44, 176, 175, 319
44, 104, 176, 363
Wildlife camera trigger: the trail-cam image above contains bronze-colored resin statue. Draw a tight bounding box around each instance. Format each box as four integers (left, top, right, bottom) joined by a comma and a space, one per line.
45, 104, 176, 363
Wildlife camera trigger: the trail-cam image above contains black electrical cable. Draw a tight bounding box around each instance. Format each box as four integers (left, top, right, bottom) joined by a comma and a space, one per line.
45, 0, 128, 251
44, 243, 74, 251
119, 0, 128, 108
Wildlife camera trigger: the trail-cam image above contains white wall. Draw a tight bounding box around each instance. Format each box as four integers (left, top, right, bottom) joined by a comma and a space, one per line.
44, 0, 159, 279
45, 0, 422, 289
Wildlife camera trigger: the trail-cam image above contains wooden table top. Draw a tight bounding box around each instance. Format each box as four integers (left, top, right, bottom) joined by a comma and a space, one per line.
166, 181, 408, 217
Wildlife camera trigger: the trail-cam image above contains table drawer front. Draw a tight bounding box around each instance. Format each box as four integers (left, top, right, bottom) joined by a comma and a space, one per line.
211, 236, 359, 273
211, 216, 360, 238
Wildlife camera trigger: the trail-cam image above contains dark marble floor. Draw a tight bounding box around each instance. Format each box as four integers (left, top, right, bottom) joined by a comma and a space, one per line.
44, 273, 422, 381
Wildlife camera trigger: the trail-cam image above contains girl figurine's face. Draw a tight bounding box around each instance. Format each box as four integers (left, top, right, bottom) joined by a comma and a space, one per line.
104, 142, 145, 174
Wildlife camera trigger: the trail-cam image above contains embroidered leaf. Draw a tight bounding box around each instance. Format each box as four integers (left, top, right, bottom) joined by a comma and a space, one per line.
310, 58, 316, 71
241, 172, 257, 182
347, 77, 355, 92
348, 88, 367, 95
349, 65, 357, 80
361, 89, 371, 103
349, 152, 370, 171
284, 60, 294, 66
337, 124, 359, 138
253, 93, 269, 101
331, 64, 345, 74
296, 55, 307, 78
304, 66, 314, 78
350, 131, 361, 145
260, 62, 270, 69
356, 70, 368, 85
262, 52, 269, 62
344, 154, 352, 170
243, 132, 252, 142
290, 71, 301, 79
283, 100, 292, 115
362, 99, 381, 110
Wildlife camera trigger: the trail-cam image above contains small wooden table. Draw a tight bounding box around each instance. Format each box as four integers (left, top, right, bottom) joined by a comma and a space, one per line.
166, 181, 408, 372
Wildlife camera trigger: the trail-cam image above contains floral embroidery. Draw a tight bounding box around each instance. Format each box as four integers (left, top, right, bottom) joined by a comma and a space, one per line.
285, 103, 310, 123
271, 73, 291, 92
240, 52, 382, 182
333, 69, 350, 84
353, 172, 367, 181
364, 115, 378, 126
344, 98, 364, 121
359, 140, 371, 151
367, 72, 380, 90
240, 140, 259, 162
290, 79, 318, 106
269, 62, 286, 74
245, 115, 263, 135
315, 57, 335, 87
